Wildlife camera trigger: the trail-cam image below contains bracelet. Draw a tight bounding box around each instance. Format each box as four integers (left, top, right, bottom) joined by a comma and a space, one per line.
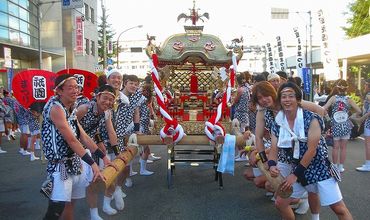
258, 151, 268, 163
267, 160, 277, 170
94, 133, 103, 144
134, 123, 140, 132
111, 144, 120, 156
293, 163, 307, 179
244, 146, 253, 152
81, 153, 95, 166
94, 148, 106, 159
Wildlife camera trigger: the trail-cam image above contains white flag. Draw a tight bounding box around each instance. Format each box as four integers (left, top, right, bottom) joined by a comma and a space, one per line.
293, 27, 306, 79
317, 9, 340, 81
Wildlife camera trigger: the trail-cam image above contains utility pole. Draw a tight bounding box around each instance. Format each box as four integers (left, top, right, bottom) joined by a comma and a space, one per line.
37, 3, 42, 69
101, 0, 107, 69
308, 10, 313, 101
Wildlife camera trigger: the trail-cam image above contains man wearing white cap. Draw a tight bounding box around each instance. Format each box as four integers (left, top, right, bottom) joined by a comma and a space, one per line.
267, 73, 280, 91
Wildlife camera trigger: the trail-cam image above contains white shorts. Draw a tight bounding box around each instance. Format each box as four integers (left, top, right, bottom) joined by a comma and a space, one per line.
50, 150, 93, 202
277, 162, 317, 199
311, 177, 343, 206
364, 127, 370, 137
252, 167, 263, 177
50, 172, 88, 202
19, 124, 30, 134
333, 134, 350, 141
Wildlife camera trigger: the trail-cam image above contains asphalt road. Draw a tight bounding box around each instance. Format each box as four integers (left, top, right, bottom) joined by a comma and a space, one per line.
0, 136, 369, 220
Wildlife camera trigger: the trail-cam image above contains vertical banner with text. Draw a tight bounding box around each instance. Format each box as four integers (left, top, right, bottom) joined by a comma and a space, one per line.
75, 16, 84, 55
302, 67, 311, 95
266, 43, 275, 74
276, 36, 286, 72
3, 47, 12, 68
293, 27, 306, 79
317, 9, 340, 81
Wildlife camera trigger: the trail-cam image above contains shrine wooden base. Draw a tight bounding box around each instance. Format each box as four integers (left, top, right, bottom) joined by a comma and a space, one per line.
137, 135, 226, 189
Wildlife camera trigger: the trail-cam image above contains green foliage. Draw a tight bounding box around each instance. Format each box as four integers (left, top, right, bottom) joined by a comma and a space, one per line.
97, 14, 117, 65
343, 0, 370, 38
349, 92, 362, 108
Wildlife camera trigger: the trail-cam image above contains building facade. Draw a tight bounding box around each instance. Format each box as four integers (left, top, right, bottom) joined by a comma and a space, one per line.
0, 0, 98, 90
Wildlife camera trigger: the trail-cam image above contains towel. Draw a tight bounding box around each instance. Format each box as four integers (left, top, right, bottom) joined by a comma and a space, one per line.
217, 134, 235, 175
275, 107, 307, 159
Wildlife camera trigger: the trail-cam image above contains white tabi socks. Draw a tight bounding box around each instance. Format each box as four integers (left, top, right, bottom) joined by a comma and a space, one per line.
102, 196, 117, 215
89, 207, 103, 220
140, 158, 154, 176
113, 187, 125, 210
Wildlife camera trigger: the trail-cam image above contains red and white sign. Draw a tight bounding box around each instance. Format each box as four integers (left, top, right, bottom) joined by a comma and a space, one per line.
12, 70, 56, 109
75, 16, 84, 55
3, 47, 12, 68
56, 68, 98, 99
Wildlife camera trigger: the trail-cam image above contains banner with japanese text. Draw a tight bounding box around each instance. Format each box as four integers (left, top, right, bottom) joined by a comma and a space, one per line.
317, 9, 340, 81
56, 69, 98, 99
293, 27, 306, 79
276, 36, 286, 72
12, 70, 56, 109
75, 16, 84, 55
266, 43, 276, 74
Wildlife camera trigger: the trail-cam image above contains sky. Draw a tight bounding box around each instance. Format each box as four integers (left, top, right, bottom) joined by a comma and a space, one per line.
99, 0, 354, 46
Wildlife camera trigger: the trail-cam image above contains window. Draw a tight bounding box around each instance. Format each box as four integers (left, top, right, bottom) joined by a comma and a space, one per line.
9, 29, 19, 43
8, 2, 19, 17
19, 7, 28, 21
85, 38, 90, 55
19, 20, 29, 33
130, 47, 143, 53
9, 16, 19, 30
19, 32, 30, 46
132, 66, 137, 70
0, 26, 8, 39
84, 3, 89, 21
0, 0, 7, 13
19, 0, 29, 9
91, 40, 95, 56
0, 12, 8, 26
90, 7, 94, 23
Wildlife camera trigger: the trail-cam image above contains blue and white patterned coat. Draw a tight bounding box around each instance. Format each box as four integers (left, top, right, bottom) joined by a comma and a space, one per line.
272, 109, 332, 186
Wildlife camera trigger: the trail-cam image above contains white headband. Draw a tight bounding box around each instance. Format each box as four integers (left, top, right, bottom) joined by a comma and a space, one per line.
106, 68, 122, 78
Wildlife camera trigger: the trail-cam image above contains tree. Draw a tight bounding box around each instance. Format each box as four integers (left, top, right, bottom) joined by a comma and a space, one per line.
343, 0, 370, 38
97, 13, 117, 66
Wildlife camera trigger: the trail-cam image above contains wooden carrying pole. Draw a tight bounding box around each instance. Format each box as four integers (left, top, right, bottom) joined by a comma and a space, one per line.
93, 146, 138, 189
255, 154, 292, 198
136, 135, 245, 149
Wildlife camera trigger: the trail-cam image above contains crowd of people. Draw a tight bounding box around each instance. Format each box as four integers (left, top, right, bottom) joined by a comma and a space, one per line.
0, 68, 369, 220
230, 71, 370, 220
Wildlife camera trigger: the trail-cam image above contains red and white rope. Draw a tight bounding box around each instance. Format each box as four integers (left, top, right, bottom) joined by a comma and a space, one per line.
149, 54, 185, 143
205, 54, 237, 141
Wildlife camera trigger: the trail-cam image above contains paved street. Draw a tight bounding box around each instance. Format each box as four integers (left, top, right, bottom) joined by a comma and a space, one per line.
0, 135, 369, 220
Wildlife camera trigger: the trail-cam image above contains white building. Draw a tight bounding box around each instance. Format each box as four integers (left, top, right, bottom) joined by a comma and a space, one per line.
117, 39, 149, 79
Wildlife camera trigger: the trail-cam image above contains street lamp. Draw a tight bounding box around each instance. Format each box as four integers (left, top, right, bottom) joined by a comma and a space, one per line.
116, 25, 143, 69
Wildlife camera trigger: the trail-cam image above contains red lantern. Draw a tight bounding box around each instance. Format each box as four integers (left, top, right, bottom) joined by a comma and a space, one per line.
56, 68, 98, 99
12, 70, 56, 109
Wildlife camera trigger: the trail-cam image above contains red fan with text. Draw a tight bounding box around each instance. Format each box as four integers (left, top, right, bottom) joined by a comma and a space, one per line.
56, 68, 98, 99
12, 70, 56, 109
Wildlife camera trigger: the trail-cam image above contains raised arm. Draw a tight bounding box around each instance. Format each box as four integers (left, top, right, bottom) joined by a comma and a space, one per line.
301, 100, 325, 117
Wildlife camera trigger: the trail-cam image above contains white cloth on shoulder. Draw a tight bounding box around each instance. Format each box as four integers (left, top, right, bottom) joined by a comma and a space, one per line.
119, 91, 130, 105
275, 107, 307, 159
